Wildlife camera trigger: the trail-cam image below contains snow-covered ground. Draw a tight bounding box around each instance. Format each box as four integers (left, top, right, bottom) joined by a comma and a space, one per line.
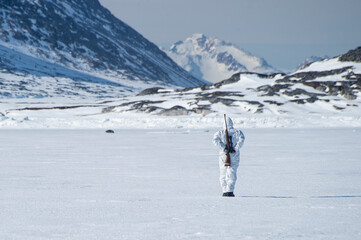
1, 107, 361, 129
1, 128, 360, 239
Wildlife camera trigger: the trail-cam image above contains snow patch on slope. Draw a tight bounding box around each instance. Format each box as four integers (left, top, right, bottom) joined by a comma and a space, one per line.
295, 57, 361, 73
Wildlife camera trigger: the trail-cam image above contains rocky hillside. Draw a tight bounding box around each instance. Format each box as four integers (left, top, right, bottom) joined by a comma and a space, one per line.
0, 0, 205, 93
166, 33, 278, 83
105, 47, 361, 117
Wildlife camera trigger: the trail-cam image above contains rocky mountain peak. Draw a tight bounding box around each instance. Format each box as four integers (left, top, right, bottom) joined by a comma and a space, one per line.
167, 33, 278, 83
339, 46, 361, 62
0, 0, 205, 87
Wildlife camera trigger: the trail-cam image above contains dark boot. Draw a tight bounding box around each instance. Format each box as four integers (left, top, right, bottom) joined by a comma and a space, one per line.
222, 192, 235, 197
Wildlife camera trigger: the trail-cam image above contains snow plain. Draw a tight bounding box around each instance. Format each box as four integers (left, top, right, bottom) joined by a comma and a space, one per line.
1, 128, 360, 240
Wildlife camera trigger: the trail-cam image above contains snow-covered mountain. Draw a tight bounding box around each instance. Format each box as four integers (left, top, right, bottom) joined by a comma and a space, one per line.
2, 47, 360, 128
0, 0, 205, 99
94, 47, 361, 122
297, 55, 329, 70
166, 33, 278, 83
108, 55, 360, 118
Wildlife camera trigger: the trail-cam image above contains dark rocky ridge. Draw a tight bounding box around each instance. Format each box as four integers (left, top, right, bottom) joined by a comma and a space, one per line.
339, 47, 361, 62
278, 67, 353, 83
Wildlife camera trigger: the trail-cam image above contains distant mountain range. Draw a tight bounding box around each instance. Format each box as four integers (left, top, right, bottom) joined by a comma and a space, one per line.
2, 46, 359, 129
297, 55, 329, 70
166, 33, 278, 83
0, 0, 205, 99
0, 0, 360, 128
101, 47, 361, 118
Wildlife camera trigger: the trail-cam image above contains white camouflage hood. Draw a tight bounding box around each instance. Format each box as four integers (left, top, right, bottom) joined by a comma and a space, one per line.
224, 116, 234, 130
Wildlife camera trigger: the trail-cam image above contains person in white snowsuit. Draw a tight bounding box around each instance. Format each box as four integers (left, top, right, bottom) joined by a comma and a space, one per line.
213, 117, 245, 197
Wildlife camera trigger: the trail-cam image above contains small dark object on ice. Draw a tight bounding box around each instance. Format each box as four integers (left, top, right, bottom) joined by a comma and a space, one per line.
105, 129, 115, 133
222, 192, 235, 197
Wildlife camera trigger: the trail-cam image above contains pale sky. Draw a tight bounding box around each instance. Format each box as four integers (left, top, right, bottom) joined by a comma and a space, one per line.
99, 0, 361, 71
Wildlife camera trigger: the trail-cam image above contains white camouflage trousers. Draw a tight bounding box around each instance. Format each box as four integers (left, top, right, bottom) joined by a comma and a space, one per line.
219, 161, 239, 193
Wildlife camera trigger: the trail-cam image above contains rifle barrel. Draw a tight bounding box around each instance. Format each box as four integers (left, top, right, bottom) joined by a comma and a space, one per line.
224, 114, 231, 167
